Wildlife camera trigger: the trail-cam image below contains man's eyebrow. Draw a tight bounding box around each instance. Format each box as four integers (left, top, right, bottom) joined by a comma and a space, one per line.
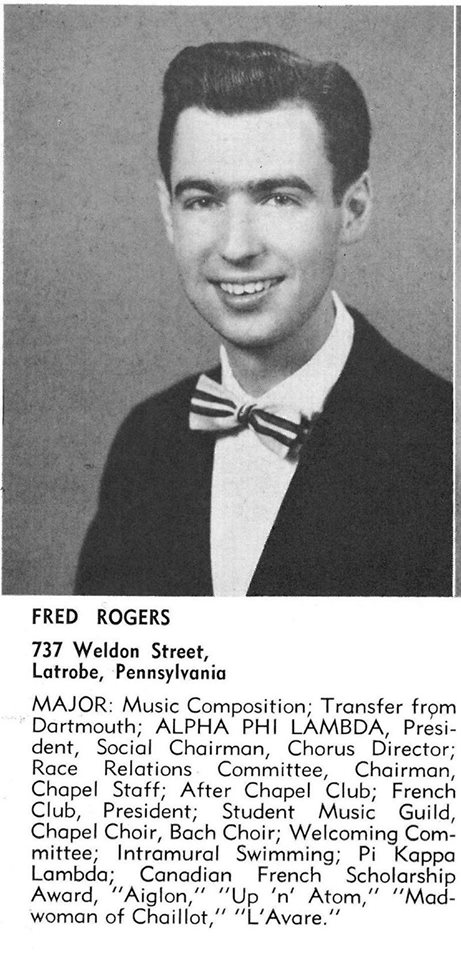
174, 179, 219, 199
173, 176, 313, 199
249, 177, 313, 195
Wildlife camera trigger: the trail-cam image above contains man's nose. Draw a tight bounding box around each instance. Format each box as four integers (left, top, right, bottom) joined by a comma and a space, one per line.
218, 200, 265, 263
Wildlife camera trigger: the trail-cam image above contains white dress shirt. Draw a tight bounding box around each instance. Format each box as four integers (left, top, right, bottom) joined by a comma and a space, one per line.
210, 292, 355, 596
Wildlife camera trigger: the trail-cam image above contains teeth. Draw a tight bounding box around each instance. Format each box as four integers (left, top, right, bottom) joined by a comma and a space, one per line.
219, 279, 275, 295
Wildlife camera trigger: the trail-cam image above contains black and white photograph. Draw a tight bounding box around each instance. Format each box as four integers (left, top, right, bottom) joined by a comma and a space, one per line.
4, 5, 454, 595
1, 8, 460, 960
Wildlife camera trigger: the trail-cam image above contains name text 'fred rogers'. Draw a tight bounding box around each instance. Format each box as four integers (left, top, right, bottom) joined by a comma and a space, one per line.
31, 608, 171, 625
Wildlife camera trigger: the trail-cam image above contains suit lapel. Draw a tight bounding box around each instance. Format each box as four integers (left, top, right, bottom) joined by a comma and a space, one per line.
246, 411, 344, 595
157, 408, 215, 596
247, 314, 383, 595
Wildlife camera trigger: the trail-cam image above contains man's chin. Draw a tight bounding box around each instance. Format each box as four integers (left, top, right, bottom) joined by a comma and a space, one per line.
219, 328, 285, 355
195, 308, 280, 349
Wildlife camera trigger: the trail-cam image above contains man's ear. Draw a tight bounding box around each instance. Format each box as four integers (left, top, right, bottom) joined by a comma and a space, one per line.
339, 172, 372, 246
157, 178, 174, 245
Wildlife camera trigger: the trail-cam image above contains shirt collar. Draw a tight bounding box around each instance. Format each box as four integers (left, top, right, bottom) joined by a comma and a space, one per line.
220, 291, 354, 418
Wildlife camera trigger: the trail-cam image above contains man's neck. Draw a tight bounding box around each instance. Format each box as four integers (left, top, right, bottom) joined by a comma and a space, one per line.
223, 294, 336, 396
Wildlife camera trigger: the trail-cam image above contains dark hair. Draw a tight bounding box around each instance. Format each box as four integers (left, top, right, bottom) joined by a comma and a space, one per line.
158, 41, 371, 202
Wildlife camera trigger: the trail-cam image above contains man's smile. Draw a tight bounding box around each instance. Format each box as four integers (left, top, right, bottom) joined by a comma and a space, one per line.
216, 278, 281, 295
209, 277, 284, 309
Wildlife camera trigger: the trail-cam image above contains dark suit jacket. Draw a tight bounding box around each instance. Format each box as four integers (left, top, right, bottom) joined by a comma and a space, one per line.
75, 311, 452, 596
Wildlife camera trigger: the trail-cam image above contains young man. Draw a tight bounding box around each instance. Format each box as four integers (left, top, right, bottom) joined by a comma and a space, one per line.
76, 41, 452, 596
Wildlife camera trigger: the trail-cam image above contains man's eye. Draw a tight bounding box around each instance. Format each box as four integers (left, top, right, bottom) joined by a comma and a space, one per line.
184, 196, 218, 210
263, 193, 300, 207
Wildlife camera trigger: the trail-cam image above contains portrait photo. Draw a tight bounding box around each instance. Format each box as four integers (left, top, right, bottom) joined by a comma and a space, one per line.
3, 5, 454, 596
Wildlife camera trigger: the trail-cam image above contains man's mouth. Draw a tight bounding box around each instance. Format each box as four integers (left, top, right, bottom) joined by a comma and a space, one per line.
216, 278, 281, 297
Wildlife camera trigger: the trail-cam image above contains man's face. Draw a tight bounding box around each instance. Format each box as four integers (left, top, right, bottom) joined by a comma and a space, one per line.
160, 103, 363, 355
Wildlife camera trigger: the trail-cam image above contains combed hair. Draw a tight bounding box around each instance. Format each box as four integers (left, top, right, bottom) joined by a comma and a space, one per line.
158, 41, 371, 202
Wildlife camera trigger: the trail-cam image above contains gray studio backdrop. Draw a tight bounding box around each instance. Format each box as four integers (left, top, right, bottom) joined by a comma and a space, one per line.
4, 5, 453, 595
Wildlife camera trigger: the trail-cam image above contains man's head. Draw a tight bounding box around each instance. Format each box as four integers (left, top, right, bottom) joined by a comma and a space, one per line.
159, 41, 371, 204
157, 42, 372, 379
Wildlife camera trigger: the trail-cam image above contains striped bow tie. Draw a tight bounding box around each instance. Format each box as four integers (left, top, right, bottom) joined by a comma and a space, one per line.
189, 374, 308, 458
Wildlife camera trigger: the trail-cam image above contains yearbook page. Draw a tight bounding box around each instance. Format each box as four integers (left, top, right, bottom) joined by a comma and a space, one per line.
1, 4, 458, 959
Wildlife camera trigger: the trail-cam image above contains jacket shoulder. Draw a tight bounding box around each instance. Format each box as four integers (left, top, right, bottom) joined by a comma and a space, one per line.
347, 308, 451, 409
95, 368, 217, 504
118, 370, 203, 435
112, 367, 221, 445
